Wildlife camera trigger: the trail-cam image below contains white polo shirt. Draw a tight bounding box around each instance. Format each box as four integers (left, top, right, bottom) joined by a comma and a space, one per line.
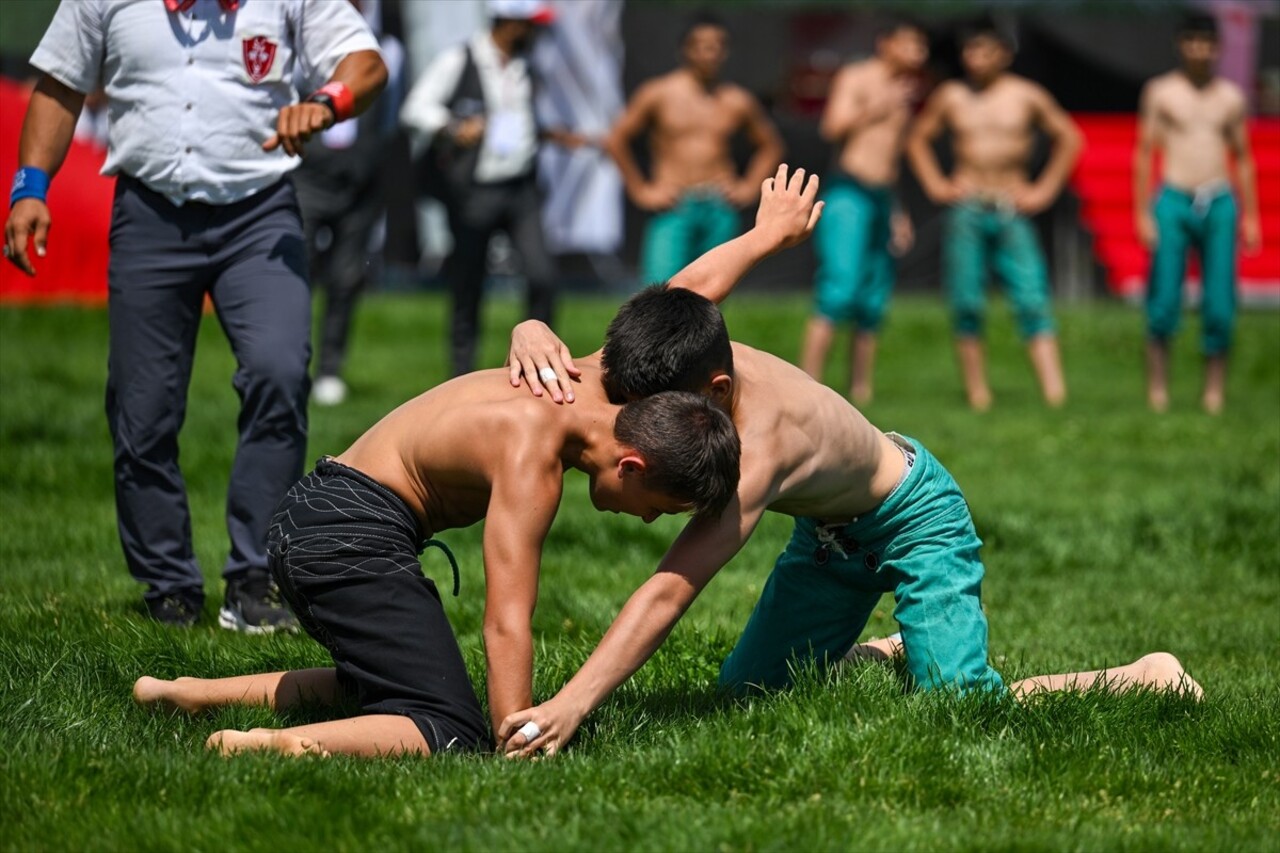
400, 31, 539, 184
31, 0, 379, 206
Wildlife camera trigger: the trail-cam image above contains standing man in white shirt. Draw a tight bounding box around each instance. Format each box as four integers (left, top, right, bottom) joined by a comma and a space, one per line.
3, 0, 387, 630
401, 0, 583, 377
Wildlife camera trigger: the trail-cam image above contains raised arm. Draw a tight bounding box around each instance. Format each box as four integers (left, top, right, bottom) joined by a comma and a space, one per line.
905, 83, 959, 205
3, 75, 85, 277
1133, 80, 1161, 249
1226, 90, 1261, 254
1013, 84, 1083, 215
669, 162, 822, 302
480, 434, 565, 735
504, 163, 822, 400
497, 489, 770, 757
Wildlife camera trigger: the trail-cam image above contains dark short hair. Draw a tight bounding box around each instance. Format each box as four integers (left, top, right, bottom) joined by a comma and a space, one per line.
877, 12, 926, 41
601, 286, 734, 404
681, 10, 729, 45
1178, 11, 1218, 40
959, 15, 1015, 51
614, 391, 740, 517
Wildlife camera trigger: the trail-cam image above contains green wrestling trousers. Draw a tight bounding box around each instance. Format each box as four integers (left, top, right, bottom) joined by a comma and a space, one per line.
1146, 185, 1238, 355
639, 192, 741, 285
719, 434, 1005, 696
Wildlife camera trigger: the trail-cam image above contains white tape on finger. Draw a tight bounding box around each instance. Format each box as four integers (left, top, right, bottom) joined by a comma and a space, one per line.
518, 720, 543, 742
538, 368, 558, 384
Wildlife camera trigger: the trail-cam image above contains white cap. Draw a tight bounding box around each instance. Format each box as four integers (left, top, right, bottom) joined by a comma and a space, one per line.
488, 0, 555, 24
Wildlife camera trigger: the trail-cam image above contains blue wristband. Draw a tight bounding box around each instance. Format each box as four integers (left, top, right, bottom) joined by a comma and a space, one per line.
10, 166, 50, 207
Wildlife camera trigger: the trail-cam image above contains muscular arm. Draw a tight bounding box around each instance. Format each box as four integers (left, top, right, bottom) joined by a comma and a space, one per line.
668, 163, 821, 302
1226, 94, 1261, 253
497, 486, 771, 756
604, 82, 660, 201
480, 437, 564, 735
3, 74, 85, 276
905, 84, 957, 204
1133, 81, 1161, 248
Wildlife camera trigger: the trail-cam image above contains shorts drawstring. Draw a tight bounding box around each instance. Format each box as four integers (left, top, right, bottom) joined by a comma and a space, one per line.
422, 538, 461, 597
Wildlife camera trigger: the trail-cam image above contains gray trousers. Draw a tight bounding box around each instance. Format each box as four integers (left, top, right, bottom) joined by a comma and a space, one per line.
106, 176, 311, 604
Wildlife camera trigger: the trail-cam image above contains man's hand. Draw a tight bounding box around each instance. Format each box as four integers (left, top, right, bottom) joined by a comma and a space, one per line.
263, 102, 334, 157
1011, 183, 1057, 216
3, 198, 51, 277
497, 698, 585, 759
753, 163, 823, 253
924, 178, 970, 207
1136, 210, 1158, 250
890, 211, 914, 257
451, 115, 486, 149
633, 182, 679, 212
506, 320, 581, 403
1241, 213, 1262, 255
723, 179, 760, 209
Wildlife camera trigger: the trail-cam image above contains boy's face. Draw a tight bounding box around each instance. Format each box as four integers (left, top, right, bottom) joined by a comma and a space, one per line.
683, 25, 729, 79
589, 465, 688, 525
962, 34, 1011, 83
1177, 33, 1219, 70
880, 27, 929, 72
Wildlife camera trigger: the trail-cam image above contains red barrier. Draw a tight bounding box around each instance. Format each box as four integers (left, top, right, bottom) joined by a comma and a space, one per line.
0, 76, 114, 304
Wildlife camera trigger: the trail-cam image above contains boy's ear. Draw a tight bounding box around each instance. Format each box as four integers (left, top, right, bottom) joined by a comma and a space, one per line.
618, 454, 647, 477
707, 373, 733, 405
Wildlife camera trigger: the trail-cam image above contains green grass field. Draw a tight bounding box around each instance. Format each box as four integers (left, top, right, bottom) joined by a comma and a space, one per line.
2, 294, 1278, 852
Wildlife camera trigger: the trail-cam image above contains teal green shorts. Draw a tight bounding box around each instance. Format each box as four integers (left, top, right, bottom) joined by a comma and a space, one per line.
640, 192, 741, 284
719, 434, 1004, 695
812, 172, 895, 331
1146, 185, 1238, 356
943, 201, 1055, 339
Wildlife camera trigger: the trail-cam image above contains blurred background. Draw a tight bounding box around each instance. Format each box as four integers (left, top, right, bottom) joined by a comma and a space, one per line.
1, 0, 1277, 307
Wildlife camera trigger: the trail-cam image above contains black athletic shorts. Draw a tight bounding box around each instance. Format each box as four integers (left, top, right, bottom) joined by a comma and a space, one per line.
267, 458, 488, 753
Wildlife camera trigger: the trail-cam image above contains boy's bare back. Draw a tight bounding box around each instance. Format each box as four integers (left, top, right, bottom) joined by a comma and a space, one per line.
338, 364, 615, 535
1140, 72, 1246, 189
726, 343, 902, 521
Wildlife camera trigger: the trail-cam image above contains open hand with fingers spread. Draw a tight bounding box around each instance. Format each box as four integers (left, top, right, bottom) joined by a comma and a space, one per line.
506, 320, 582, 403
754, 163, 825, 254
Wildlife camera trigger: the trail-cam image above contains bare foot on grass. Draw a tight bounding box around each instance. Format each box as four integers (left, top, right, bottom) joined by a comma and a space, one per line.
133, 676, 203, 714
1136, 652, 1204, 700
206, 728, 331, 758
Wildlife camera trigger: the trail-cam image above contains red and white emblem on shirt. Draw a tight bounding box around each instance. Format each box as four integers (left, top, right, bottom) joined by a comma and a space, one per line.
242, 35, 278, 84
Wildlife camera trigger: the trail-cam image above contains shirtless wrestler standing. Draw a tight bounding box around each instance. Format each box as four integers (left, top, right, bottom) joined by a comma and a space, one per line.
1135, 11, 1262, 414
800, 15, 929, 405
907, 18, 1081, 410
604, 11, 784, 284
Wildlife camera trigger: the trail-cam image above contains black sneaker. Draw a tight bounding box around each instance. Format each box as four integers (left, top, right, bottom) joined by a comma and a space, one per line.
218, 572, 299, 635
145, 594, 201, 628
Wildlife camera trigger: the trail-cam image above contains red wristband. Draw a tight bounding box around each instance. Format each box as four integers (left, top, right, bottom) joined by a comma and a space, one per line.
310, 82, 355, 123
